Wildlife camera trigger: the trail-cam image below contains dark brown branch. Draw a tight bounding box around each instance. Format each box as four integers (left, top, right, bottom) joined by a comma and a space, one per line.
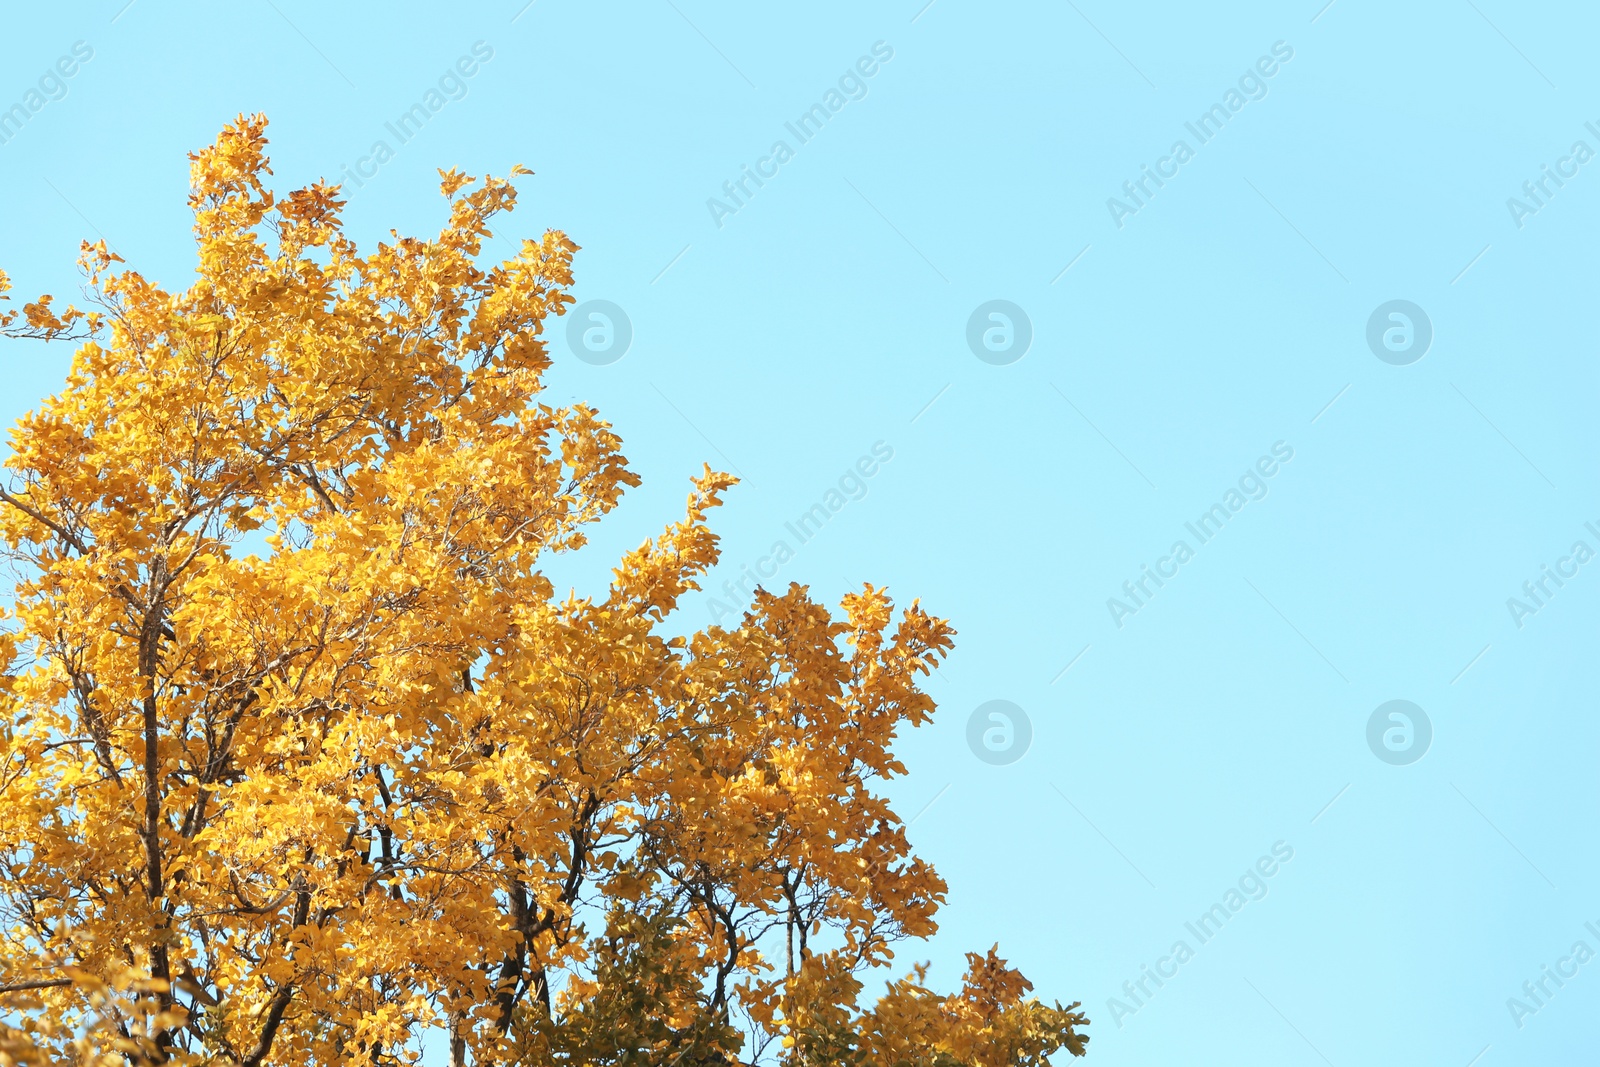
0, 976, 74, 994
239, 885, 312, 1067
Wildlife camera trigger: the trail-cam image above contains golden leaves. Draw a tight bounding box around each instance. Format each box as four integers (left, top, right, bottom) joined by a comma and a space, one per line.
437, 167, 475, 198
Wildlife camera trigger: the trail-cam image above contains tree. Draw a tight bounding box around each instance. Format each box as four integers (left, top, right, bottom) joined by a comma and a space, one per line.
0, 115, 1088, 1066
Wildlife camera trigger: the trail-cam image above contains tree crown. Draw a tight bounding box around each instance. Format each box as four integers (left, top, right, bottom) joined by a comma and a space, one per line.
0, 115, 1086, 1067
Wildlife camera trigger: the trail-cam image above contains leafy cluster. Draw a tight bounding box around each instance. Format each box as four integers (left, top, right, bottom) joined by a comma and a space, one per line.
0, 116, 1087, 1066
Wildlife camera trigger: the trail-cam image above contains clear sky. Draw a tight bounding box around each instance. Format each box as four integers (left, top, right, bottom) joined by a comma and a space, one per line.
2, 2, 1597, 1064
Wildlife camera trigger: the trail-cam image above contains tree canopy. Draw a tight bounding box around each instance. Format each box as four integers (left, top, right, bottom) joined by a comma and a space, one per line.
0, 115, 1087, 1066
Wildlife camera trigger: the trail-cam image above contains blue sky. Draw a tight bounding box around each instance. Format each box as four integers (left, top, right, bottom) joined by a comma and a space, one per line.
2, 2, 1598, 1064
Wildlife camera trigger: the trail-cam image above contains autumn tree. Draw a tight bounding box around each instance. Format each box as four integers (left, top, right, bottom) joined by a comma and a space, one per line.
0, 116, 1088, 1067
